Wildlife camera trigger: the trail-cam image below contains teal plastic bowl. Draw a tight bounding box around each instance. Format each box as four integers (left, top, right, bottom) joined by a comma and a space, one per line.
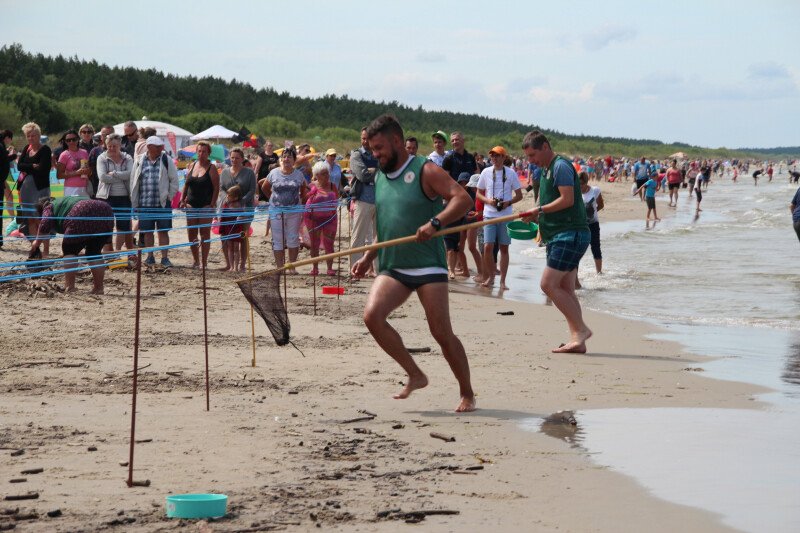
507, 221, 538, 240
166, 494, 228, 519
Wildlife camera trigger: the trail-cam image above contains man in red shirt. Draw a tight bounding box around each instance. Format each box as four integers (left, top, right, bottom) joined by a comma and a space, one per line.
666, 159, 683, 207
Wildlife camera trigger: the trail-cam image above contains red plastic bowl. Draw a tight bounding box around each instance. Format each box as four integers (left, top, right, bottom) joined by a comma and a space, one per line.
321, 286, 345, 295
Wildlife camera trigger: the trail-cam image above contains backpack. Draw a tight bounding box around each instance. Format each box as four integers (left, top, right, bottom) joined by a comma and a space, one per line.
585, 197, 596, 220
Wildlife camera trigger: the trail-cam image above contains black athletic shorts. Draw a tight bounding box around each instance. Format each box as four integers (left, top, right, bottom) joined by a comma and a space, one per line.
380, 269, 448, 290
646, 197, 656, 209
668, 182, 680, 190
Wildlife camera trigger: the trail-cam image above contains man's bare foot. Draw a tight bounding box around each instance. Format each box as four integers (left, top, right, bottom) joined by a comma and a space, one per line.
481, 277, 495, 288
472, 275, 484, 283
499, 282, 509, 290
218, 266, 231, 271
448, 270, 455, 280
65, 286, 77, 293
90, 288, 104, 295
455, 395, 477, 412
552, 342, 587, 354
393, 373, 428, 399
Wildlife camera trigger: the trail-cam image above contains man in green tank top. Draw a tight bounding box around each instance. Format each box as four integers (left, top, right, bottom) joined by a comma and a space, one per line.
522, 131, 593, 354
351, 114, 476, 413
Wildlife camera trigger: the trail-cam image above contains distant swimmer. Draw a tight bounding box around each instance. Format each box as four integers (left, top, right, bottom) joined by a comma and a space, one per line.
789, 170, 800, 184
753, 169, 763, 186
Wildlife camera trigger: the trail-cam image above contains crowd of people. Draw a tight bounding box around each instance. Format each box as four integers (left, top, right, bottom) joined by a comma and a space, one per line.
2, 116, 799, 410
1, 121, 798, 296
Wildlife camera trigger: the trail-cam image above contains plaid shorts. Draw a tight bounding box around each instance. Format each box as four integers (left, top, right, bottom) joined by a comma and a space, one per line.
545, 230, 590, 272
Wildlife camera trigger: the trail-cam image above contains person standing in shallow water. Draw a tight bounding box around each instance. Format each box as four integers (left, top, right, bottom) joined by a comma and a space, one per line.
352, 114, 476, 413
522, 130, 592, 354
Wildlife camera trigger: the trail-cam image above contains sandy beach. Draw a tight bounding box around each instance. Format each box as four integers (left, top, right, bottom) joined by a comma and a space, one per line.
0, 181, 766, 532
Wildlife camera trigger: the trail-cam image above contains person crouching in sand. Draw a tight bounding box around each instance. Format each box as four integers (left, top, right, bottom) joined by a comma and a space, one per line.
351, 114, 476, 412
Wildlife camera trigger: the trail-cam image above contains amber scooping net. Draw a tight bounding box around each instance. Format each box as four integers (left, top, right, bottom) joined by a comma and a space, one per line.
236, 271, 290, 346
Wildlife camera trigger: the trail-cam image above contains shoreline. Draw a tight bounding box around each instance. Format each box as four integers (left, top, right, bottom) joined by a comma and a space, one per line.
0, 180, 774, 532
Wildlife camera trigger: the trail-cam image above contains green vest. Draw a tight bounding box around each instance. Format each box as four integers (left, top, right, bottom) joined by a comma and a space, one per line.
375, 156, 445, 271
51, 196, 83, 234
538, 155, 588, 242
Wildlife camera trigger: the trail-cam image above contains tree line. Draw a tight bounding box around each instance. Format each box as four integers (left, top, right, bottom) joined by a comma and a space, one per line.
0, 44, 796, 160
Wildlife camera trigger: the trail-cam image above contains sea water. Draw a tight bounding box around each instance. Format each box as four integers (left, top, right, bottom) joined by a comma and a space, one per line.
508, 175, 800, 532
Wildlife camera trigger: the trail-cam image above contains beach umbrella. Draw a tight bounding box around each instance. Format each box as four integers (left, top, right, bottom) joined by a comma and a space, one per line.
179, 144, 229, 162
191, 125, 238, 141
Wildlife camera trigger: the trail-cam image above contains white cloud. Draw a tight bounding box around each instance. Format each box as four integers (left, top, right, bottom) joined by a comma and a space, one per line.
748, 62, 790, 80
416, 52, 446, 64
529, 83, 596, 104
581, 23, 636, 51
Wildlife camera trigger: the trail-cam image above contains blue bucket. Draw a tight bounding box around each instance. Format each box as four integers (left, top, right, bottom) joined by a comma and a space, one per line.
165, 494, 228, 519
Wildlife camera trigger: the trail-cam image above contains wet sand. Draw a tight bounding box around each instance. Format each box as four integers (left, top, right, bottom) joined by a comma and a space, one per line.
0, 181, 763, 531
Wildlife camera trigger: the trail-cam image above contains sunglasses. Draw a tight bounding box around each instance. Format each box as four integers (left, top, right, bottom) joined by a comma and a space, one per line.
66, 138, 79, 142
80, 130, 93, 134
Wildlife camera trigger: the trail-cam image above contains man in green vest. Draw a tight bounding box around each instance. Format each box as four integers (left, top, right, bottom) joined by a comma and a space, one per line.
522, 131, 592, 354
351, 114, 476, 413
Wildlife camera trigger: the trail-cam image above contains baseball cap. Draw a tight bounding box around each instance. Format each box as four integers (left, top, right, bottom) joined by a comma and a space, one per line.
325, 148, 337, 156
466, 174, 481, 188
457, 172, 471, 183
146, 136, 164, 147
432, 130, 447, 142
489, 146, 507, 157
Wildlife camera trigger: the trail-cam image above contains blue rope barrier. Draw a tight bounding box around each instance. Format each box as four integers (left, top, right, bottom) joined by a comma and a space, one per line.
0, 234, 242, 283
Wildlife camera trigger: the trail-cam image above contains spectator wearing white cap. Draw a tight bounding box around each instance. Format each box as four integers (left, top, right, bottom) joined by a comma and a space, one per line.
130, 136, 179, 267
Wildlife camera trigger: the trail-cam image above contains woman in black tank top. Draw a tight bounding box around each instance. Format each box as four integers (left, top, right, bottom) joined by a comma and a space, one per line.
179, 141, 219, 268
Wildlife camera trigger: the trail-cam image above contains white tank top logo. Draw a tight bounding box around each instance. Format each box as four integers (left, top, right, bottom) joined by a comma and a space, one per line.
404, 171, 415, 184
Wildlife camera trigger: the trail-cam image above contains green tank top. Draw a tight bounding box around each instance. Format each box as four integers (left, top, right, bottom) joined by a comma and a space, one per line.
375, 155, 445, 271
538, 155, 588, 242
52, 196, 83, 234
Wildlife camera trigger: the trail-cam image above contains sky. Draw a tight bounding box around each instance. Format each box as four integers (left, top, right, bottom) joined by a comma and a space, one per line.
2, 0, 799, 149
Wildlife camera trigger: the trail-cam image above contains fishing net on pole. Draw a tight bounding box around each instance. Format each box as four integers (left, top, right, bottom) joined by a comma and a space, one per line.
236, 271, 290, 346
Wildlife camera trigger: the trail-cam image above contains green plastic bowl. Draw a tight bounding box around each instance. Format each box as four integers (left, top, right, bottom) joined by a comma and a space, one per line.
166, 494, 228, 519
507, 221, 538, 240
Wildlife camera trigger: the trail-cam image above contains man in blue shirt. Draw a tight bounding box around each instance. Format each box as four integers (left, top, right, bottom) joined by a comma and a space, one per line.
349, 128, 378, 277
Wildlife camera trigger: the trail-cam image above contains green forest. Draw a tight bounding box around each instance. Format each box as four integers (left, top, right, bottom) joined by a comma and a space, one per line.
1, 44, 796, 160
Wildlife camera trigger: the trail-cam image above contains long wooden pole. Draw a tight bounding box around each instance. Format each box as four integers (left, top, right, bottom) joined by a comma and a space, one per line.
245, 232, 257, 367
126, 250, 142, 488
237, 209, 535, 283
201, 241, 210, 412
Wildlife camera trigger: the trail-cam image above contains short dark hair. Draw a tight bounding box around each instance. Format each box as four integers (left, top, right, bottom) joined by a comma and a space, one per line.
366, 114, 404, 140
522, 130, 549, 150
36, 196, 54, 216
405, 136, 418, 145
281, 145, 297, 159
1, 129, 12, 141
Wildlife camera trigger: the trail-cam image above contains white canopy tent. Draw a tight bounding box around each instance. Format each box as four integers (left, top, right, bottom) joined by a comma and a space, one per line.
113, 120, 194, 157
191, 125, 238, 141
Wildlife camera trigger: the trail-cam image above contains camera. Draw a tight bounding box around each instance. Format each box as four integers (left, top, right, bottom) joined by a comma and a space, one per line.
494, 198, 504, 210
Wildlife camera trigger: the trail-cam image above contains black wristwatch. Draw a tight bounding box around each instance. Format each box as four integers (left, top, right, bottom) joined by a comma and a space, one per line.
429, 217, 442, 230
